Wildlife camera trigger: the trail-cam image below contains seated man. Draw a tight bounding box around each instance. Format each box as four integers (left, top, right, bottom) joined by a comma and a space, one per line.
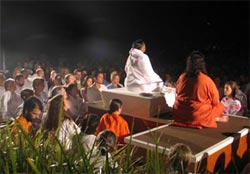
124, 39, 163, 93
12, 96, 43, 135
87, 71, 107, 102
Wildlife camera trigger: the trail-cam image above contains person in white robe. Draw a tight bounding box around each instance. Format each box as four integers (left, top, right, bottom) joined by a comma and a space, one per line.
124, 39, 163, 93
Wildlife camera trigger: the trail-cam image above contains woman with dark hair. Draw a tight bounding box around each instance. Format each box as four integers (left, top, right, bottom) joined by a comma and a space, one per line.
95, 99, 130, 143
43, 94, 80, 150
124, 39, 163, 93
221, 81, 241, 115
173, 51, 228, 129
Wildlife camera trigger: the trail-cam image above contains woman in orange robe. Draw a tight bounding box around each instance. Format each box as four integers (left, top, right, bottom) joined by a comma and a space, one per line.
96, 99, 130, 143
173, 51, 228, 129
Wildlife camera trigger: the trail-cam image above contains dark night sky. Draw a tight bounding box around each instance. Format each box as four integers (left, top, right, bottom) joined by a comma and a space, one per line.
0, 1, 249, 77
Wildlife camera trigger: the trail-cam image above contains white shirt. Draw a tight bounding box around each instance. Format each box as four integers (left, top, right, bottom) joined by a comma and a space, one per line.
58, 119, 81, 150
124, 48, 163, 93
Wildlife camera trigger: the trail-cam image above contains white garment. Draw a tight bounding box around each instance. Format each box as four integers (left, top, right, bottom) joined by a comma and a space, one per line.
0, 86, 5, 103
124, 48, 163, 93
58, 119, 81, 150
1, 91, 23, 121
81, 134, 96, 152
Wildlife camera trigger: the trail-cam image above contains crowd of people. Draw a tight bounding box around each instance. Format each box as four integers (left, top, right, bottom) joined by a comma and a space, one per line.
0, 39, 249, 173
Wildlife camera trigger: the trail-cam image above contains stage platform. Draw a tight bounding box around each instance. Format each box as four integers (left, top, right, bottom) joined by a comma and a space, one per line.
101, 88, 174, 117
124, 115, 250, 173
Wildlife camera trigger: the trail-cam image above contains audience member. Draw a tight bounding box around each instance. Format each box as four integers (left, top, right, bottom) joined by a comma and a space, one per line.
80, 76, 94, 102
87, 71, 107, 102
167, 143, 192, 174
12, 96, 43, 135
221, 81, 242, 115
107, 71, 123, 89
43, 94, 80, 150
77, 113, 99, 153
1, 78, 23, 122
66, 83, 86, 121
91, 129, 118, 173
15, 88, 34, 116
96, 99, 130, 143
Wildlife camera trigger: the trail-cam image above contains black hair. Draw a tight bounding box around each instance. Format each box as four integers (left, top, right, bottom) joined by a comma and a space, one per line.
22, 96, 43, 120
20, 89, 34, 101
132, 39, 145, 50
185, 50, 207, 78
108, 98, 122, 114
81, 113, 99, 134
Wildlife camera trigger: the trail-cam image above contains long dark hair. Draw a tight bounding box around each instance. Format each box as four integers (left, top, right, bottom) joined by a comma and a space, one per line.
185, 50, 207, 78
43, 94, 72, 131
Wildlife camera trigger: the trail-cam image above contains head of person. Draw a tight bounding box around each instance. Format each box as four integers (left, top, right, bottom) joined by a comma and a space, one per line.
20, 89, 34, 101
96, 129, 117, 155
36, 68, 45, 78
224, 81, 238, 98
73, 69, 82, 81
168, 143, 192, 173
65, 73, 76, 85
50, 70, 57, 81
93, 71, 104, 85
110, 72, 120, 85
32, 77, 45, 92
66, 83, 79, 98
54, 74, 63, 86
43, 94, 70, 131
108, 98, 123, 115
12, 68, 21, 79
50, 85, 67, 98
132, 39, 146, 53
22, 96, 43, 122
81, 113, 99, 134
185, 50, 207, 77
82, 76, 94, 88
4, 78, 16, 92
15, 74, 25, 87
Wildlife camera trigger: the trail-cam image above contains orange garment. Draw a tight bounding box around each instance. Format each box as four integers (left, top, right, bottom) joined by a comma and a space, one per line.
173, 72, 224, 129
96, 113, 130, 143
12, 116, 32, 134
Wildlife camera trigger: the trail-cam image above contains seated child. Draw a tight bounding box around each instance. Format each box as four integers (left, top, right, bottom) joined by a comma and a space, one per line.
221, 81, 241, 115
96, 99, 130, 143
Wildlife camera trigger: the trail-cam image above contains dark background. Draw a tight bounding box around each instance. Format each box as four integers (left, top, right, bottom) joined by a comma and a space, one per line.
1, 1, 249, 78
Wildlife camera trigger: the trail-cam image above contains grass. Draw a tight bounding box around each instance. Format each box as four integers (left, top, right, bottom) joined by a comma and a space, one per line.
0, 119, 172, 174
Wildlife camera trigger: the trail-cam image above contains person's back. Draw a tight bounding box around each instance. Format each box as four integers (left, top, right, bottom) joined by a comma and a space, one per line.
173, 51, 227, 129
124, 39, 163, 93
96, 99, 130, 143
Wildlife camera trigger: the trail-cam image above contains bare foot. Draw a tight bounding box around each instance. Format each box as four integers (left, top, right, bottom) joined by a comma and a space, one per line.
215, 115, 229, 122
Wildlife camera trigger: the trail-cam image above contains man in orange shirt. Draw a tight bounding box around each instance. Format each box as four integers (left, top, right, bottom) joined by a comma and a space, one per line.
96, 99, 130, 143
12, 97, 43, 135
173, 51, 228, 129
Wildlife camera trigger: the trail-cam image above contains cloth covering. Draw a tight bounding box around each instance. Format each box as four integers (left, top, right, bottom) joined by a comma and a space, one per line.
173, 72, 224, 129
124, 48, 163, 93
